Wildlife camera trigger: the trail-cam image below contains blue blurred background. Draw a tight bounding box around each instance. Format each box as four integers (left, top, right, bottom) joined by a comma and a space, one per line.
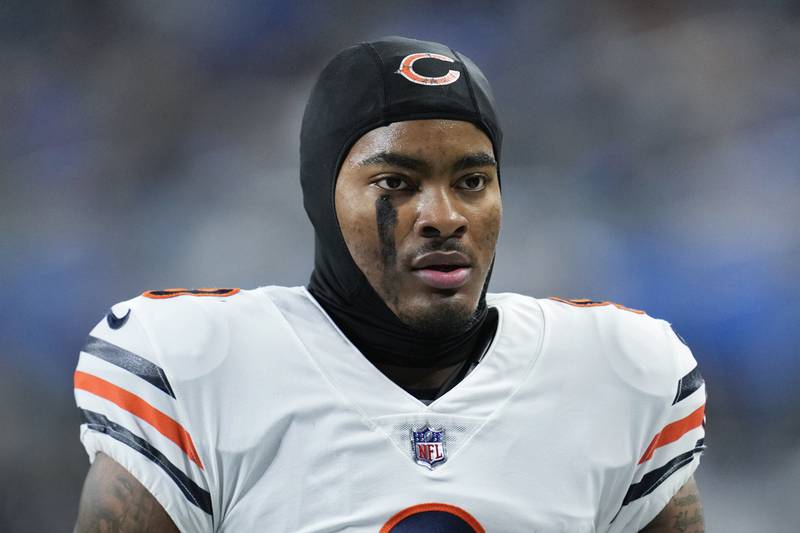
1, 1, 798, 530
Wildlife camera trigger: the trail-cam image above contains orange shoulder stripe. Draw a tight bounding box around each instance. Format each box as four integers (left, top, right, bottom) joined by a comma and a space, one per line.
638, 404, 705, 464
74, 370, 203, 469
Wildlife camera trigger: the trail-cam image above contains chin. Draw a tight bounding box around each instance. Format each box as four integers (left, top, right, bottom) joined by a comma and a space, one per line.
396, 292, 481, 337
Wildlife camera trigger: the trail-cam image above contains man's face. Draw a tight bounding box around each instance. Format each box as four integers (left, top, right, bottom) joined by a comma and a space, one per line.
335, 119, 502, 335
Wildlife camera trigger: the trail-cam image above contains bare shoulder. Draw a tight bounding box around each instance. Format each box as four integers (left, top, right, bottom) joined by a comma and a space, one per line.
640, 476, 705, 533
74, 452, 178, 533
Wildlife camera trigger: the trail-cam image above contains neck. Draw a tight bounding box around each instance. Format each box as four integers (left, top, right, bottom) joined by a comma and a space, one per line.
375, 362, 463, 389
375, 307, 498, 400
308, 269, 491, 369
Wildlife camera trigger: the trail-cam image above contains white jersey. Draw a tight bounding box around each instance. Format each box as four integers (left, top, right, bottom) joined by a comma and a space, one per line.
74, 286, 705, 532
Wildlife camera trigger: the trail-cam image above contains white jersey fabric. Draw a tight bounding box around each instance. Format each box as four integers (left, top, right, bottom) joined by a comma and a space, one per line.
74, 286, 705, 532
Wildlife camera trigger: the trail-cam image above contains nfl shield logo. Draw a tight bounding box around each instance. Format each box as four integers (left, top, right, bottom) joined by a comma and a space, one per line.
411, 425, 447, 469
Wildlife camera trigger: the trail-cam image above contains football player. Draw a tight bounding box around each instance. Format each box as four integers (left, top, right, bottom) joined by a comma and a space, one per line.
74, 36, 706, 532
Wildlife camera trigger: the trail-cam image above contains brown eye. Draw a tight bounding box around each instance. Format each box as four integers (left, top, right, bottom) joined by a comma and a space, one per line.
375, 176, 412, 191
457, 175, 487, 191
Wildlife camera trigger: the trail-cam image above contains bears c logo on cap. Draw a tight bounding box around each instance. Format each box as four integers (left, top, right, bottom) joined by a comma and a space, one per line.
396, 53, 461, 86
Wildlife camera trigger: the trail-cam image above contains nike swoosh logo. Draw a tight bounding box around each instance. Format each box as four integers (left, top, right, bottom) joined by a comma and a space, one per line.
106, 309, 131, 330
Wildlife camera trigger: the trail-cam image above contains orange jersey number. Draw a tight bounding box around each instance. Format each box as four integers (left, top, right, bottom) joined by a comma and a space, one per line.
142, 288, 240, 299
548, 297, 645, 315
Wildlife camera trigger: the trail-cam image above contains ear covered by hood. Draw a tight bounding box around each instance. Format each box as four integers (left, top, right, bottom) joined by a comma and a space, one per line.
300, 36, 502, 369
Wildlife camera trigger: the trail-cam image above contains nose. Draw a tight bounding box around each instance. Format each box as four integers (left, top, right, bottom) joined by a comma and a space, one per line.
414, 186, 468, 239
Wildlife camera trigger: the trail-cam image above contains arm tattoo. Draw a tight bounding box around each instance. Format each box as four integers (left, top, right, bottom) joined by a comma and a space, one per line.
669, 489, 703, 533
640, 476, 705, 533
74, 453, 178, 533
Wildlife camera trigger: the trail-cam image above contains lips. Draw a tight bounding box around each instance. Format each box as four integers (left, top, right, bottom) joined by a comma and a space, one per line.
411, 251, 472, 290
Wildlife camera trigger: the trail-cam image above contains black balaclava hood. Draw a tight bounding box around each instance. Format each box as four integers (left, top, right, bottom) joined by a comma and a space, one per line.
301, 36, 502, 369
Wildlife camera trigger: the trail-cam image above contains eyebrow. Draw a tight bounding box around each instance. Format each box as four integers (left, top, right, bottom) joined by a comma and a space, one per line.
356, 151, 496, 174
451, 152, 497, 172
357, 152, 431, 173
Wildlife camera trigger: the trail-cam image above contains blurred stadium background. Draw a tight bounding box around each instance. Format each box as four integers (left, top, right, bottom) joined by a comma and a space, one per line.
1, 1, 798, 530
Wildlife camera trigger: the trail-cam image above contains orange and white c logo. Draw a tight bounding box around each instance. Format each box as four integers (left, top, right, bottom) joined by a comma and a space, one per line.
396, 53, 461, 86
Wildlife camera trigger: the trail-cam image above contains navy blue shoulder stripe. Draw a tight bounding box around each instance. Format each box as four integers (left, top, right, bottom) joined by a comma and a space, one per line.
672, 365, 704, 405
82, 336, 175, 398
81, 409, 212, 516
620, 438, 706, 508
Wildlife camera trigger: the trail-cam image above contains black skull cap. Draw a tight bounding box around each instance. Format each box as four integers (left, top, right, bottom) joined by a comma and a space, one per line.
300, 35, 502, 299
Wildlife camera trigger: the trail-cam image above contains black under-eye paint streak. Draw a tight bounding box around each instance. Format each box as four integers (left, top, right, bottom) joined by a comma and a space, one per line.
376, 194, 398, 268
